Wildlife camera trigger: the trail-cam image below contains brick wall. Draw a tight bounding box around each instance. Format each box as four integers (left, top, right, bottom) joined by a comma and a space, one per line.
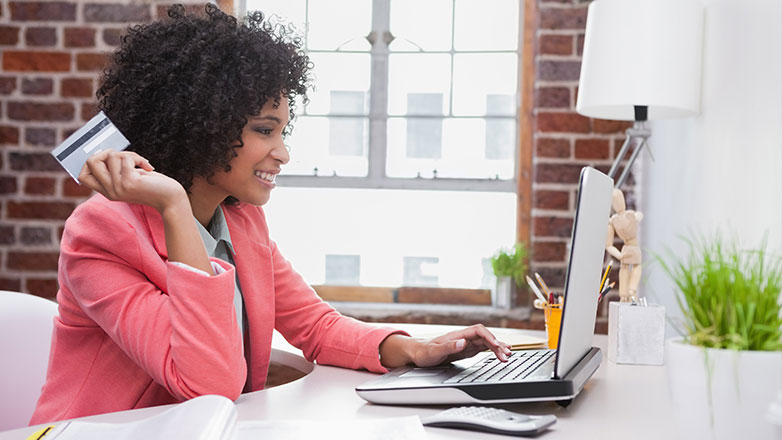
0, 0, 633, 329
0, 0, 209, 299
530, 0, 633, 332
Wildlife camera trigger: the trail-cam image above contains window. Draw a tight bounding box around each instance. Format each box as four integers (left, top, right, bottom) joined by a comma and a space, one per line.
243, 0, 522, 300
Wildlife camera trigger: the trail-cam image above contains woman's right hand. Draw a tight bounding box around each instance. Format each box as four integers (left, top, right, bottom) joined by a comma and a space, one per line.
78, 150, 188, 214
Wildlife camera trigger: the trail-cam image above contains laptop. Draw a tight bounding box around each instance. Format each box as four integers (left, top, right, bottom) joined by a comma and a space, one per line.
356, 166, 613, 406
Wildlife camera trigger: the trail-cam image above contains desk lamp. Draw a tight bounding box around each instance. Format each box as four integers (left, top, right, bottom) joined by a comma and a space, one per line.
576, 0, 704, 188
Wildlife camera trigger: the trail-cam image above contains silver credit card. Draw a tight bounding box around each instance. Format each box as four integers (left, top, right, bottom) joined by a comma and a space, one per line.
50, 111, 130, 183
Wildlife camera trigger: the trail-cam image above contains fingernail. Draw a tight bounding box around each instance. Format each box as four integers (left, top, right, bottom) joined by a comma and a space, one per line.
499, 352, 508, 362
455, 339, 466, 350
504, 347, 512, 355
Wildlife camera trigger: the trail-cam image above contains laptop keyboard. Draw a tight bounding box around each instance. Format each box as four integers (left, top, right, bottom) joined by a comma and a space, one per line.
444, 350, 556, 384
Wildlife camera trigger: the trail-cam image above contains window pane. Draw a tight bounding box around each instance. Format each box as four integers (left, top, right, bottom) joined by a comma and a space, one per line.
307, 0, 371, 51
454, 0, 519, 51
388, 54, 451, 116
485, 118, 516, 160
325, 255, 361, 285
246, 0, 306, 30
284, 116, 368, 177
306, 53, 370, 115
403, 257, 439, 287
264, 188, 517, 288
386, 117, 515, 179
452, 54, 517, 116
389, 0, 453, 52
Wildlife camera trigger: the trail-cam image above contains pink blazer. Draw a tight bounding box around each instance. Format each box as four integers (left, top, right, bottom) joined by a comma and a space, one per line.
30, 195, 403, 424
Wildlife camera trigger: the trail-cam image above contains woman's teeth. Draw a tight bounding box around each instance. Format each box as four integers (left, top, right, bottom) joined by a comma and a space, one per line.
254, 171, 275, 182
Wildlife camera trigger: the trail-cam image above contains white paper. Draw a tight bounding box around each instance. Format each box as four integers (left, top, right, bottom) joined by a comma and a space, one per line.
236, 416, 426, 440
46, 395, 236, 440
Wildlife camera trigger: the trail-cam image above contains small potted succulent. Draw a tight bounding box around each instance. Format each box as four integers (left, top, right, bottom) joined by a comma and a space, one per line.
489, 243, 528, 309
658, 235, 782, 440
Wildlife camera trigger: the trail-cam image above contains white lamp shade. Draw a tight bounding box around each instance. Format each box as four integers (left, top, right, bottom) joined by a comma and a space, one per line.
576, 0, 704, 120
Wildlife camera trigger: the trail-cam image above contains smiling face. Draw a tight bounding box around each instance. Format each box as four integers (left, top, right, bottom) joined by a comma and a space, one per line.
189, 97, 290, 222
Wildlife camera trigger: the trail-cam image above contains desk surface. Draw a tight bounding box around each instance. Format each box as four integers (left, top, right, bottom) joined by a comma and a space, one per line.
1, 324, 676, 439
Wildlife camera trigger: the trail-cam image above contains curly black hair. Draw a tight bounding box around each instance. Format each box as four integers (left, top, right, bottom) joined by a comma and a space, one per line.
97, 4, 311, 193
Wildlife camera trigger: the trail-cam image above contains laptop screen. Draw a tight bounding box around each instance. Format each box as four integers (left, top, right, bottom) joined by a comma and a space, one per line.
554, 167, 613, 379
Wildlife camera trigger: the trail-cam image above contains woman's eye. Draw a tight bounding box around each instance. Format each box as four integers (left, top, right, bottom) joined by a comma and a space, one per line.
254, 127, 272, 135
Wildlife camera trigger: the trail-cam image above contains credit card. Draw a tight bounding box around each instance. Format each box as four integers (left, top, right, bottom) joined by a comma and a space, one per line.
50, 111, 130, 183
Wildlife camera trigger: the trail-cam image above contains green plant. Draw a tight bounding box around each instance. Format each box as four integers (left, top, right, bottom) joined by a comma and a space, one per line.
490, 243, 528, 287
658, 235, 782, 351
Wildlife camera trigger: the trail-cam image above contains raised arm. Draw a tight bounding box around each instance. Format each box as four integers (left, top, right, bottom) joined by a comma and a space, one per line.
79, 149, 212, 275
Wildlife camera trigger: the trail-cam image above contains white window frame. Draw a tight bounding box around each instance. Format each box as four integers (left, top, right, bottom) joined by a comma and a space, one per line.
239, 0, 523, 193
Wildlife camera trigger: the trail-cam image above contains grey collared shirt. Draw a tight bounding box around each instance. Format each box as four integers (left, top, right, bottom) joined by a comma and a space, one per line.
195, 207, 245, 346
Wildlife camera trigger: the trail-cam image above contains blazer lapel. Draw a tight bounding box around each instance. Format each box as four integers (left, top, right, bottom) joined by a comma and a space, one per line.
223, 206, 275, 391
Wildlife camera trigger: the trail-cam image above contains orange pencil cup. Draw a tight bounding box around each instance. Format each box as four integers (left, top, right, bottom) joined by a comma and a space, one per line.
544, 305, 562, 349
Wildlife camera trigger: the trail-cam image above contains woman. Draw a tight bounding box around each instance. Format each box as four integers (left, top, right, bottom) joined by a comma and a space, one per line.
30, 4, 510, 424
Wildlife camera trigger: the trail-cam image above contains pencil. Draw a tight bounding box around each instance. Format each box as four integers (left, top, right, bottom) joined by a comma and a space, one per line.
526, 275, 548, 304
534, 272, 552, 297
599, 261, 612, 293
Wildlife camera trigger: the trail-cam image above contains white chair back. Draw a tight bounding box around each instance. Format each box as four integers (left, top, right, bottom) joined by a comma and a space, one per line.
0, 290, 57, 430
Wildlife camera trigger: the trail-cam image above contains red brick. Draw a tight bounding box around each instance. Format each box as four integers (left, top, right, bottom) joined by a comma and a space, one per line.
10, 2, 76, 21
536, 137, 570, 158
3, 51, 70, 72
535, 163, 584, 184
75, 52, 107, 71
0, 25, 20, 45
26, 279, 59, 299
533, 241, 567, 262
102, 28, 123, 46
63, 178, 93, 197
575, 138, 610, 159
24, 127, 56, 146
21, 77, 53, 95
0, 175, 18, 194
7, 201, 75, 219
0, 225, 15, 244
24, 176, 56, 194
537, 112, 590, 133
0, 76, 16, 94
25, 27, 57, 46
539, 34, 572, 55
84, 4, 151, 22
7, 251, 59, 271
156, 4, 207, 19
538, 60, 581, 81
0, 125, 20, 144
7, 101, 74, 121
0, 278, 22, 292
535, 87, 570, 108
64, 27, 95, 47
576, 33, 585, 57
533, 216, 573, 238
540, 6, 588, 30
20, 226, 52, 245
10, 152, 61, 171
593, 119, 633, 134
534, 190, 569, 210
61, 77, 92, 98
81, 102, 99, 121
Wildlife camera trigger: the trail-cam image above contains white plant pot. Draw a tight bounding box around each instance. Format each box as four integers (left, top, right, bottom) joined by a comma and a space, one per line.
665, 337, 782, 440
492, 276, 513, 309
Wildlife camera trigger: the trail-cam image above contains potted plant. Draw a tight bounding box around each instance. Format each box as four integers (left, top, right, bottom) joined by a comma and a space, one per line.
658, 235, 782, 440
489, 243, 527, 309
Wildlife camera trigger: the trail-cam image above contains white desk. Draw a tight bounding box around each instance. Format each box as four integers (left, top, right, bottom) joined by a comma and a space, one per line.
1, 324, 676, 439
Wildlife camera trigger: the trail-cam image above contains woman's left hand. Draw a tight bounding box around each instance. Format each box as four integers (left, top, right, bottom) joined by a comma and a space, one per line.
379, 324, 512, 369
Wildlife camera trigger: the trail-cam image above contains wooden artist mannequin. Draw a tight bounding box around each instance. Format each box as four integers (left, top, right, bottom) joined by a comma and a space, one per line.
606, 189, 643, 302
